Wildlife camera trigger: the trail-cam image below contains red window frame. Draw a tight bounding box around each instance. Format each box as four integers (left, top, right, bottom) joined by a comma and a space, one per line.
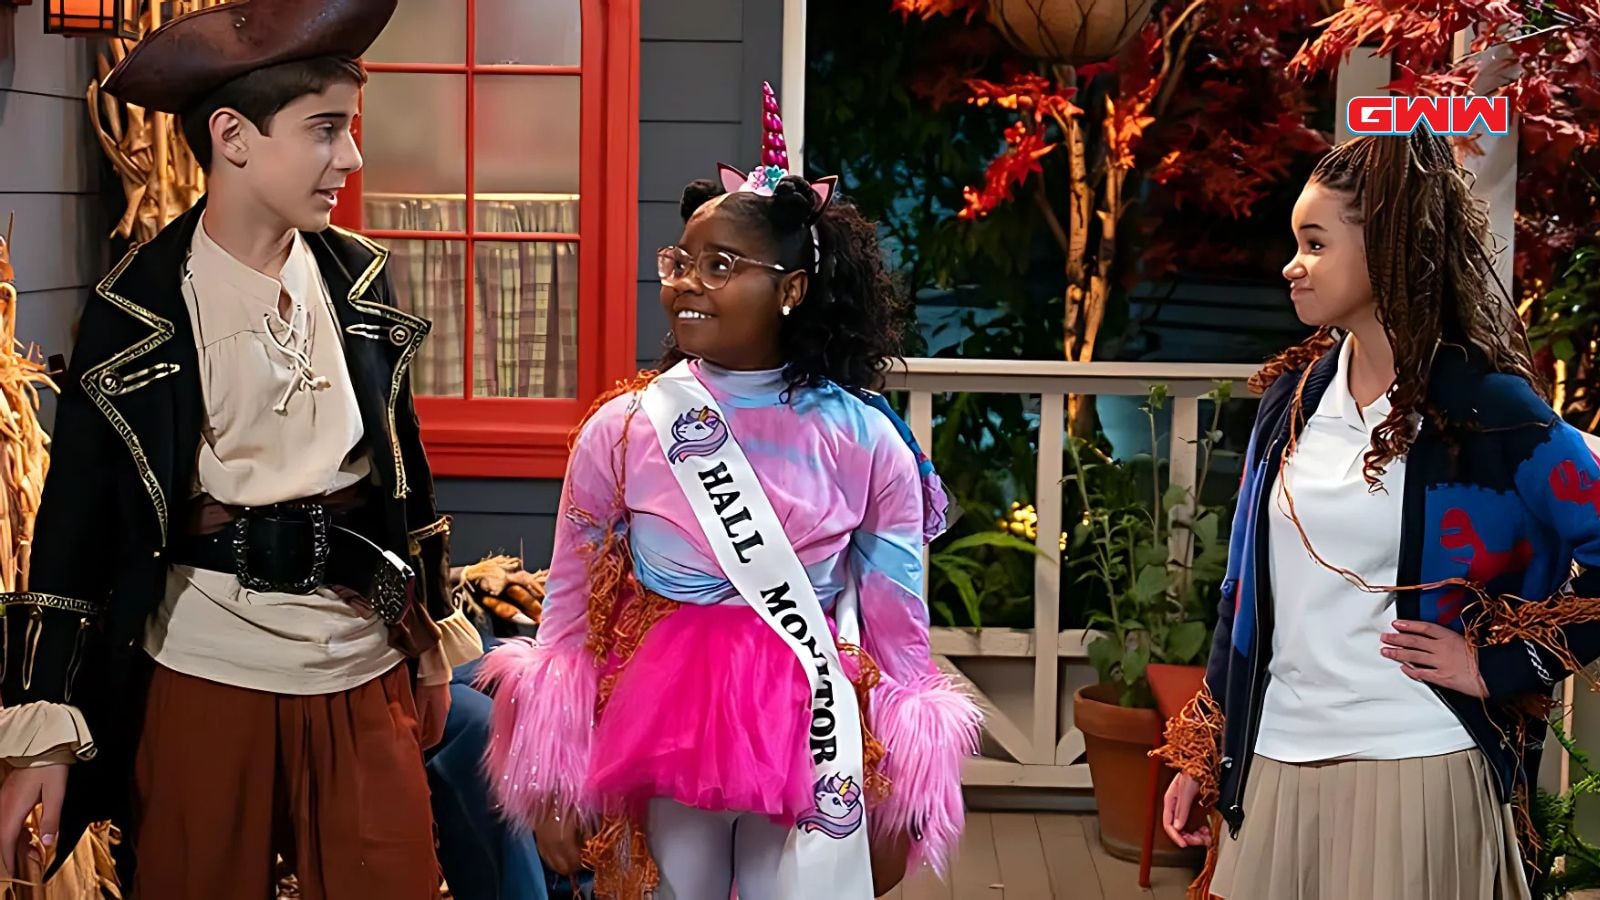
334, 0, 640, 480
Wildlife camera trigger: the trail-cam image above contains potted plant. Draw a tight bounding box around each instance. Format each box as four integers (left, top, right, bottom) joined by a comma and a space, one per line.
1068, 382, 1232, 863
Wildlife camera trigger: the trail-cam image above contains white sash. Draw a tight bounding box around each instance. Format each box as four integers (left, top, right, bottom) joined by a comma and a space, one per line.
641, 362, 873, 899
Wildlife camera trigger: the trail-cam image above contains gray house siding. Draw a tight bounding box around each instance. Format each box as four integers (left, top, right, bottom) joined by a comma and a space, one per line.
0, 5, 106, 429
436, 0, 785, 568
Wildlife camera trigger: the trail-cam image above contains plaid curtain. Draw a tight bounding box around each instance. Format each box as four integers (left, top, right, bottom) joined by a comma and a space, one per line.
363, 196, 579, 399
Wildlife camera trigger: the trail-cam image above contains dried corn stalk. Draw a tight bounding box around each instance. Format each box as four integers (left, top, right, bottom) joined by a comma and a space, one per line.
87, 0, 226, 244
2, 811, 121, 900
0, 215, 56, 595
0, 220, 114, 900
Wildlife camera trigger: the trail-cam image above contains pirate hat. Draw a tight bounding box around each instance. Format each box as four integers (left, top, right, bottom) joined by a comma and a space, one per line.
102, 0, 397, 114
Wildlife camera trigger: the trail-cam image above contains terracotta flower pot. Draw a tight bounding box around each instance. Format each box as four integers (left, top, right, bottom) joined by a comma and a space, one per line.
1074, 683, 1203, 867
987, 0, 1159, 64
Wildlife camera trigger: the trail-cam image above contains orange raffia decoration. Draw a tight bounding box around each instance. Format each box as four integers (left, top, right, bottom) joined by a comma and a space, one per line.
581, 816, 660, 900
1149, 685, 1223, 808
839, 641, 893, 806
1149, 684, 1223, 900
562, 370, 669, 900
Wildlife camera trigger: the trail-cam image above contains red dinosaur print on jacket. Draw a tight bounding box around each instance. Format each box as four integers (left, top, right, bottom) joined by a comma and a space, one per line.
1550, 458, 1600, 515
1438, 508, 1533, 623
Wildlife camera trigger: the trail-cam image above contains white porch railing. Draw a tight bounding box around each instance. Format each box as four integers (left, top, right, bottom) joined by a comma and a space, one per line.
883, 358, 1260, 790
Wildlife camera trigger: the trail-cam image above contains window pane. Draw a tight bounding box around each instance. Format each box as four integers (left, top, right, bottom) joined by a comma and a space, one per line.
474, 76, 580, 233
362, 73, 467, 232
475, 0, 580, 66
367, 0, 465, 65
476, 197, 579, 235
473, 241, 578, 399
384, 239, 468, 398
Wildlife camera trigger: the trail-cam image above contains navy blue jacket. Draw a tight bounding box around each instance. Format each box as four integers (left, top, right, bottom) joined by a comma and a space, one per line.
1208, 337, 1600, 838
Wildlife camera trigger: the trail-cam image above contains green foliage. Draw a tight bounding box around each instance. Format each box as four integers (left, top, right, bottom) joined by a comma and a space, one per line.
805, 0, 1042, 303
927, 530, 1044, 627
1071, 383, 1234, 708
1529, 244, 1600, 429
916, 388, 1047, 628
1530, 718, 1600, 899
1529, 246, 1600, 364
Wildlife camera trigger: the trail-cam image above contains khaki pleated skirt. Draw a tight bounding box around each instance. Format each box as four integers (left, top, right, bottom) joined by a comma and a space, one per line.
1210, 750, 1531, 900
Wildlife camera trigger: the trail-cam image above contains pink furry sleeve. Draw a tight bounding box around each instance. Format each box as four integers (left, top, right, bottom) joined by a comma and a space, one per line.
475, 398, 629, 826
855, 428, 981, 878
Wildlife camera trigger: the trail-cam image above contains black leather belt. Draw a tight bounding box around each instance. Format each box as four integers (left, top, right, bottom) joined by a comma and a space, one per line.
171, 501, 417, 624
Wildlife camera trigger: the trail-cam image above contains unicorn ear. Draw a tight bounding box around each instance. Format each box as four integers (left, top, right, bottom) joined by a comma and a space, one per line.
810, 176, 839, 215
718, 164, 748, 194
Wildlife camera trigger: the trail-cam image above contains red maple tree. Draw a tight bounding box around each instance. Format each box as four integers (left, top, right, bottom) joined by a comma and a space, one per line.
892, 0, 1332, 377
1291, 0, 1600, 421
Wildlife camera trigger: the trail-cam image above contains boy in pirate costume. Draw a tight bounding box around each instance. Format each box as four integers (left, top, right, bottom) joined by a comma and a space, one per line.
0, 0, 481, 896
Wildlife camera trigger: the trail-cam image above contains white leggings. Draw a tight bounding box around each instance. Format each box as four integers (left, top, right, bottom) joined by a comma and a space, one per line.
646, 798, 790, 900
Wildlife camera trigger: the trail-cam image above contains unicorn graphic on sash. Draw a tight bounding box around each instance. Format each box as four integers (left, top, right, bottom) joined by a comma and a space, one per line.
665, 406, 729, 463
796, 774, 865, 839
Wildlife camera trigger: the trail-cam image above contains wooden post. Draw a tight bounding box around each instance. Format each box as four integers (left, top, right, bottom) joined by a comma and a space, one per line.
781, 0, 806, 174
1332, 46, 1392, 146
1452, 30, 1518, 293
1033, 392, 1065, 763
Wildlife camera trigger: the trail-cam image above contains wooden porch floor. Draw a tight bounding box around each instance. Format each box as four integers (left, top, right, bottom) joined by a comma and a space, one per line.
885, 813, 1196, 900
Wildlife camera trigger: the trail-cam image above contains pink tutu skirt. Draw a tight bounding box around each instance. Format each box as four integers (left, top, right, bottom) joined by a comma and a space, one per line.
587, 602, 815, 822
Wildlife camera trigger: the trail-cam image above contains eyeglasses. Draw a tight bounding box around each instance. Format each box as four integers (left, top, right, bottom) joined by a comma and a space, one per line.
657, 245, 787, 291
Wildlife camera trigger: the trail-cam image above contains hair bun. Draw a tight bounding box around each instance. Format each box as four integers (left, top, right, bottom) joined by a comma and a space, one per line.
680, 179, 724, 222
768, 175, 818, 233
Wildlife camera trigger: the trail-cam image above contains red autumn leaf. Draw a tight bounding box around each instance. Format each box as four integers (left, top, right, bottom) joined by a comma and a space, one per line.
890, 0, 986, 21
958, 126, 1058, 220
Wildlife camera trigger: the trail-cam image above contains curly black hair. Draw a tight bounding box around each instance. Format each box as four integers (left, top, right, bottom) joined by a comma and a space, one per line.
660, 174, 906, 393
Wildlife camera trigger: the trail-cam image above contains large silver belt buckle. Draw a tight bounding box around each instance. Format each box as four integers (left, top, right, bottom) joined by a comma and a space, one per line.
370, 552, 413, 625
231, 502, 330, 593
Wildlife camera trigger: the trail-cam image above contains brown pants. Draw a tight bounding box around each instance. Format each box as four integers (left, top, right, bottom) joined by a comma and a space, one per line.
132, 664, 440, 900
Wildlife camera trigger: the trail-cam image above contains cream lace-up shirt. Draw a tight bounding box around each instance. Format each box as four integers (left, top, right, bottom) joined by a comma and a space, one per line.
141, 218, 475, 694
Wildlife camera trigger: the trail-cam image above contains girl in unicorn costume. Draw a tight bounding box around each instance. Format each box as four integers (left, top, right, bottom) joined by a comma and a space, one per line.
478, 82, 981, 899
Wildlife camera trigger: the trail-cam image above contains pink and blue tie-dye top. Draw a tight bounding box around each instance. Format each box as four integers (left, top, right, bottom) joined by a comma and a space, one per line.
537, 360, 947, 685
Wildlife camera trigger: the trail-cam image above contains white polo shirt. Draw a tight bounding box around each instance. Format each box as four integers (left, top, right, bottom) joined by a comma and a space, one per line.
1254, 337, 1475, 762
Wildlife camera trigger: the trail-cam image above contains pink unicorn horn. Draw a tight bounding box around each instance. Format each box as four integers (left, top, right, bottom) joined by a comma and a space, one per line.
718, 80, 837, 211
760, 80, 789, 170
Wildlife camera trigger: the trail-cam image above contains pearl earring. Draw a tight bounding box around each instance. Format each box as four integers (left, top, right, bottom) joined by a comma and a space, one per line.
781, 305, 792, 317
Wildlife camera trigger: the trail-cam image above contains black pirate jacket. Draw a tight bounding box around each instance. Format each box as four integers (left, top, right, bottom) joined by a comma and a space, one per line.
0, 200, 454, 850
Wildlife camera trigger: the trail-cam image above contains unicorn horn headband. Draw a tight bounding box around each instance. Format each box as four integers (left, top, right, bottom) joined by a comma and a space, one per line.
717, 82, 838, 216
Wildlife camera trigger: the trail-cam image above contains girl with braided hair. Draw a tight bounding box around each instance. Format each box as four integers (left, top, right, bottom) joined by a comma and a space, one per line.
478, 83, 979, 900
1157, 129, 1597, 900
